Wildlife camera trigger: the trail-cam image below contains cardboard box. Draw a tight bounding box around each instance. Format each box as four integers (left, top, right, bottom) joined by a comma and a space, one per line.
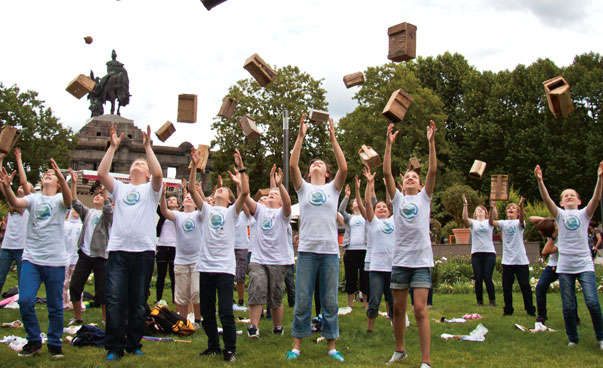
358, 145, 382, 169
408, 157, 421, 174
66, 74, 96, 99
309, 109, 329, 123
382, 89, 414, 122
155, 121, 176, 142
177, 94, 197, 123
490, 175, 509, 201
238, 115, 261, 140
243, 53, 277, 87
201, 0, 227, 10
343, 72, 364, 88
543, 76, 575, 118
387, 22, 417, 62
469, 160, 487, 179
188, 144, 210, 172
218, 97, 237, 119
0, 126, 21, 154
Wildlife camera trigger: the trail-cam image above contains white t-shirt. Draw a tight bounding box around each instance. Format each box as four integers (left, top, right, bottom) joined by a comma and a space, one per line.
157, 219, 177, 247
497, 219, 529, 265
234, 211, 249, 250
367, 216, 395, 272
469, 219, 495, 254
297, 180, 340, 255
1, 210, 29, 250
391, 189, 434, 268
286, 223, 295, 265
173, 211, 203, 265
547, 249, 559, 267
81, 209, 102, 257
22, 193, 68, 267
555, 207, 594, 273
107, 180, 162, 253
248, 216, 257, 254
348, 214, 367, 250
195, 204, 237, 275
64, 217, 82, 265
250, 203, 291, 265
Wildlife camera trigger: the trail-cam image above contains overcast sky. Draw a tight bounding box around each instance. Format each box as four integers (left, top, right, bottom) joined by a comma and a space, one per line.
1, 0, 601, 148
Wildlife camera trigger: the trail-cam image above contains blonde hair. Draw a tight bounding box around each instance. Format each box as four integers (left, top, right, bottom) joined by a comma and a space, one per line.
560, 188, 580, 201
473, 205, 488, 218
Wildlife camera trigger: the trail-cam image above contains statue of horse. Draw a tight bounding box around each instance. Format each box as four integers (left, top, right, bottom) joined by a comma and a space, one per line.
101, 69, 130, 116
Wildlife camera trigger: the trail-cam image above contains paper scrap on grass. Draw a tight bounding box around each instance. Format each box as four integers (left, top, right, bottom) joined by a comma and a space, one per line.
233, 304, 248, 311
516, 322, 556, 333
236, 317, 251, 324
436, 317, 466, 324
1, 320, 22, 328
441, 323, 488, 342
338, 306, 352, 315
217, 327, 243, 335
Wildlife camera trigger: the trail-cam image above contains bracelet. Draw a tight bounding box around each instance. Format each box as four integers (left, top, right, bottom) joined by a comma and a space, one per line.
238, 168, 247, 173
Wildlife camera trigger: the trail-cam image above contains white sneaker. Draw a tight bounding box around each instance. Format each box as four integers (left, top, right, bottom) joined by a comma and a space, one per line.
419, 363, 432, 368
568, 342, 577, 347
386, 351, 408, 364
599, 340, 603, 350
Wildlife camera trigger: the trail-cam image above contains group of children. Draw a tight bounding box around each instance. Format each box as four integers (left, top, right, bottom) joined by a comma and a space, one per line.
0, 113, 601, 366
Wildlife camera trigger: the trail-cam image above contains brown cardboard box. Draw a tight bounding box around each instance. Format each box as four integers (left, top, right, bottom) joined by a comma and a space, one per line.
201, 0, 227, 10
490, 175, 509, 201
343, 72, 364, 88
543, 76, 575, 118
387, 22, 417, 62
309, 109, 329, 123
469, 160, 487, 179
66, 74, 96, 99
238, 115, 261, 140
243, 53, 277, 87
408, 157, 421, 174
358, 145, 382, 169
218, 97, 237, 119
189, 144, 210, 172
382, 89, 414, 122
155, 121, 176, 142
178, 94, 197, 123
0, 126, 21, 154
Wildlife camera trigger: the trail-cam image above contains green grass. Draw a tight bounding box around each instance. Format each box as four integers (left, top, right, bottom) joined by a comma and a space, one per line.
0, 268, 601, 367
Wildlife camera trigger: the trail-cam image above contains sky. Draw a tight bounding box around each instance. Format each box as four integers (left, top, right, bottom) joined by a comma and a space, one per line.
1, 0, 601, 149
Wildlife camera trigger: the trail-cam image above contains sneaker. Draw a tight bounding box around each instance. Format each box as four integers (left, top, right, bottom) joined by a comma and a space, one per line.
68, 318, 83, 326
18, 341, 42, 357
387, 351, 408, 364
329, 350, 344, 362
130, 349, 143, 355
223, 350, 236, 362
286, 350, 300, 360
568, 342, 577, 347
48, 345, 64, 359
247, 325, 259, 338
599, 341, 603, 350
273, 326, 284, 335
200, 348, 222, 356
106, 352, 121, 361
419, 363, 432, 368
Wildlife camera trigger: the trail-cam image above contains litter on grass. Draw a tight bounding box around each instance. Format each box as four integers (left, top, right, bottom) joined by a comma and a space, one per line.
441, 323, 488, 342
338, 306, 352, 315
1, 333, 46, 352
233, 304, 248, 311
515, 322, 556, 333
217, 327, 243, 335
1, 320, 23, 328
236, 317, 251, 324
436, 317, 466, 324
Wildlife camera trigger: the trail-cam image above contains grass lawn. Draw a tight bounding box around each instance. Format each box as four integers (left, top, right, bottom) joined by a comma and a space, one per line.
0, 269, 601, 368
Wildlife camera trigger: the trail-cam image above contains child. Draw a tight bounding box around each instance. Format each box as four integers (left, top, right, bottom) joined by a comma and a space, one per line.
535, 163, 603, 348
0, 158, 72, 358
68, 170, 112, 324
489, 198, 535, 316
98, 125, 163, 360
287, 114, 347, 362
234, 200, 251, 307
63, 209, 82, 309
383, 121, 437, 368
155, 194, 178, 303
462, 194, 496, 306
189, 147, 248, 362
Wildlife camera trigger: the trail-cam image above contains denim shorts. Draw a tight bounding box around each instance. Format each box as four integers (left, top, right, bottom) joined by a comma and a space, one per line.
390, 266, 431, 290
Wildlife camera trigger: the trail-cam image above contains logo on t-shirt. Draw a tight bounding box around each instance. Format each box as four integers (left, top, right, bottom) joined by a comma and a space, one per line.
92, 216, 100, 226
352, 219, 364, 227
209, 212, 225, 230
379, 220, 394, 234
476, 224, 488, 233
504, 225, 516, 237
309, 190, 327, 206
183, 219, 196, 232
400, 202, 419, 221
563, 215, 581, 231
35, 202, 53, 221
261, 216, 274, 231
123, 191, 141, 206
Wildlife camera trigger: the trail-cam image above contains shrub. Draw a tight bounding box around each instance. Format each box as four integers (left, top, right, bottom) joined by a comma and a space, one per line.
439, 184, 483, 226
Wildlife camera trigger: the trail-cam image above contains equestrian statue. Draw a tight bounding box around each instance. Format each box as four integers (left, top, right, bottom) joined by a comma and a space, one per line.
87, 49, 131, 117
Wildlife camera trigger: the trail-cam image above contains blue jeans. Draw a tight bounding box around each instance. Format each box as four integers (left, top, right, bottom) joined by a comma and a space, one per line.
367, 271, 393, 319
558, 271, 603, 343
292, 252, 339, 339
18, 260, 64, 347
0, 249, 23, 295
105, 251, 155, 355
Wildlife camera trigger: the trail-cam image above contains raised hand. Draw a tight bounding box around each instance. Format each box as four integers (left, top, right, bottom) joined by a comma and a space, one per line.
49, 158, 61, 176
14, 147, 21, 161
298, 113, 308, 137
328, 118, 335, 141
142, 125, 152, 148
110, 125, 124, 149
462, 193, 467, 205
68, 168, 78, 184
233, 149, 245, 170
228, 168, 241, 186
519, 196, 526, 207
0, 168, 10, 186
534, 165, 542, 181
274, 167, 283, 186
598, 161, 603, 177
345, 184, 351, 197
387, 123, 399, 145
427, 120, 436, 142
217, 174, 223, 188
6, 170, 16, 185
354, 175, 361, 190
363, 167, 375, 183
190, 147, 200, 167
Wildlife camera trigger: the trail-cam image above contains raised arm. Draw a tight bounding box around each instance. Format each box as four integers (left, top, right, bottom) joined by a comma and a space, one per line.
585, 161, 603, 218
68, 169, 88, 219
14, 147, 32, 195
363, 167, 376, 222
518, 196, 526, 228
354, 175, 366, 219
50, 158, 71, 208
68, 168, 78, 201
424, 120, 437, 197
0, 168, 28, 208
328, 118, 347, 191
289, 113, 307, 191
461, 194, 471, 227
338, 185, 351, 223
232, 149, 249, 214
98, 125, 123, 194
142, 125, 163, 192
159, 186, 176, 221
534, 165, 558, 218
269, 164, 277, 189
274, 167, 291, 218
188, 147, 205, 213
489, 201, 499, 228
383, 123, 399, 199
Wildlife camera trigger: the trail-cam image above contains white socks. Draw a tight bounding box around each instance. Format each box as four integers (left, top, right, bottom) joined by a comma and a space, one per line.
328, 349, 337, 356
291, 348, 300, 355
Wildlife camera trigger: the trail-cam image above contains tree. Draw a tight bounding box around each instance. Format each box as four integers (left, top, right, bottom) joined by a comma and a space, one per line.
0, 83, 76, 187
210, 66, 330, 195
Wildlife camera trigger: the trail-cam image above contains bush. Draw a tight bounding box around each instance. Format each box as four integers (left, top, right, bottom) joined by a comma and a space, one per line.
439, 184, 483, 226
440, 220, 460, 241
